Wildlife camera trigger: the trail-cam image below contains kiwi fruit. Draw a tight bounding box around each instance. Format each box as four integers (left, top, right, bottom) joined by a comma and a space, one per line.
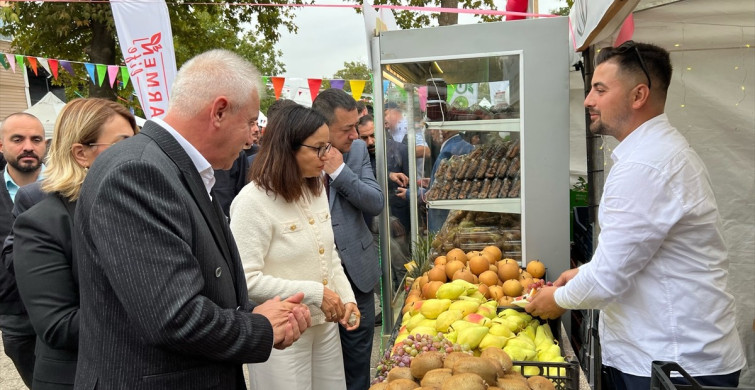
368, 382, 389, 390
387, 367, 414, 382
410, 351, 444, 379
528, 375, 557, 390
420, 368, 452, 388
443, 351, 472, 369
480, 347, 513, 373
440, 372, 486, 390
385, 378, 420, 390
452, 357, 498, 385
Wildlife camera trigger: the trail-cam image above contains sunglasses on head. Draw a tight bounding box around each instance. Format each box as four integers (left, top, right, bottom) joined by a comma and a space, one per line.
614, 40, 652, 89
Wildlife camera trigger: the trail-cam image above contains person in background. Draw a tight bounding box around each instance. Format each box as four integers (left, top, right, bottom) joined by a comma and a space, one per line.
0, 112, 46, 388
526, 41, 746, 388
312, 89, 383, 390
72, 49, 310, 389
13, 98, 137, 390
427, 129, 473, 232
356, 101, 369, 118
384, 101, 430, 160
231, 104, 359, 389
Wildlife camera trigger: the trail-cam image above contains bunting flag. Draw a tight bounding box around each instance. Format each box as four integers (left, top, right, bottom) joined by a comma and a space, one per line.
614, 14, 635, 47
383, 80, 390, 95
262, 76, 270, 86
271, 77, 285, 100
15, 55, 23, 71
120, 66, 130, 88
307, 78, 322, 102
107, 65, 120, 87
330, 79, 345, 90
26, 56, 38, 76
5, 53, 15, 72
37, 57, 50, 75
48, 59, 59, 80
96, 64, 107, 86
60, 61, 75, 77
84, 63, 96, 84
349, 79, 366, 101
0, 55, 8, 70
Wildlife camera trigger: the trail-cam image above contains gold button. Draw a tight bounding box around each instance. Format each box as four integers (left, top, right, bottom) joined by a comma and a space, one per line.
290, 225, 296, 231
323, 279, 328, 285
309, 218, 315, 224
319, 247, 325, 254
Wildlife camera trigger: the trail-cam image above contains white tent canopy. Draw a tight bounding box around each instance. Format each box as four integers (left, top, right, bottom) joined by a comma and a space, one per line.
23, 92, 65, 139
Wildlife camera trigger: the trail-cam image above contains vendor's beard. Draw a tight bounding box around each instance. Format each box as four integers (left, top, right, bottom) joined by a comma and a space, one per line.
9, 155, 41, 173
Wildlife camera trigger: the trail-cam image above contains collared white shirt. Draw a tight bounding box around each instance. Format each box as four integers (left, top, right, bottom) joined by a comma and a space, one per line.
151, 118, 215, 199
4, 165, 45, 203
555, 114, 745, 376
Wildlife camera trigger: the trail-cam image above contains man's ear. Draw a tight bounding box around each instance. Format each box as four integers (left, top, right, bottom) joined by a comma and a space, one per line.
71, 143, 90, 168
631, 84, 651, 109
211, 96, 231, 126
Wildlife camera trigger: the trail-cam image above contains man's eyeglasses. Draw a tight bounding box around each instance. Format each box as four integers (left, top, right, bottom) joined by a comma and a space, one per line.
87, 142, 118, 148
299, 142, 332, 158
615, 40, 652, 89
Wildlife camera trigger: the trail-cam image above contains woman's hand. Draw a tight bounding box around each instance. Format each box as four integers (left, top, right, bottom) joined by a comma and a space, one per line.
321, 286, 344, 323
340, 302, 360, 331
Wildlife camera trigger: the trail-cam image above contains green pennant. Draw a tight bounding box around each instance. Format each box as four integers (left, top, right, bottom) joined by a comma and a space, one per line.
15, 54, 24, 71
262, 76, 270, 86
96, 64, 108, 86
0, 55, 9, 70
120, 67, 130, 88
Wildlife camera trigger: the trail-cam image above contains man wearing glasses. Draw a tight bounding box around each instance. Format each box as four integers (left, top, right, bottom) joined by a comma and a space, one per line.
313, 89, 384, 390
526, 41, 745, 388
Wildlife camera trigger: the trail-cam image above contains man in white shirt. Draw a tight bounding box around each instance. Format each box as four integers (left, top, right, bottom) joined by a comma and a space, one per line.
526, 41, 745, 388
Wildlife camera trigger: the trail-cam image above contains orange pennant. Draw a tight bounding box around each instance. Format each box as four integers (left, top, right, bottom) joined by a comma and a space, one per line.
26, 56, 38, 76
308, 78, 322, 102
271, 76, 285, 100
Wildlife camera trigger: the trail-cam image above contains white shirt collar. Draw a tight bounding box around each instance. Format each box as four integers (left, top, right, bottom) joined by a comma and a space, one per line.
151, 118, 215, 198
611, 113, 669, 163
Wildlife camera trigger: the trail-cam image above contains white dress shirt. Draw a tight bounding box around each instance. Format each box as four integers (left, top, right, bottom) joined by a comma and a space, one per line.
151, 118, 215, 198
555, 114, 746, 376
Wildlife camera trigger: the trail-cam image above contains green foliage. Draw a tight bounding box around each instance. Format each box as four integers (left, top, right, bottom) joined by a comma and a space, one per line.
332, 61, 373, 94
572, 176, 588, 192
351, 0, 501, 29
0, 0, 296, 111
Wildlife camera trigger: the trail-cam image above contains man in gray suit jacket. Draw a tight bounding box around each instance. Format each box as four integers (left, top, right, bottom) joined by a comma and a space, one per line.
73, 50, 310, 389
313, 89, 384, 390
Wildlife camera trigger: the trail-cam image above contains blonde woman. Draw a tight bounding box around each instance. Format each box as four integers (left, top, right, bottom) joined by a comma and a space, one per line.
13, 98, 136, 390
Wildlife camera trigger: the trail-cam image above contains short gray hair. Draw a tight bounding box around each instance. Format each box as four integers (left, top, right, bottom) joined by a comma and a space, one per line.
169, 49, 263, 117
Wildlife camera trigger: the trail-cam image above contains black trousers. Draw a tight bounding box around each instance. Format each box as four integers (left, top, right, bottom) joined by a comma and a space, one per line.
339, 283, 375, 390
605, 365, 740, 390
2, 331, 36, 388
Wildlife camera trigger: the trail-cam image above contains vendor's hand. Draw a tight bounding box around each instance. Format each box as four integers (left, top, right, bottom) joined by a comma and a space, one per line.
323, 147, 344, 175
418, 177, 430, 188
525, 286, 565, 320
389, 172, 409, 187
321, 287, 345, 323
340, 302, 361, 331
396, 187, 407, 199
554, 268, 579, 287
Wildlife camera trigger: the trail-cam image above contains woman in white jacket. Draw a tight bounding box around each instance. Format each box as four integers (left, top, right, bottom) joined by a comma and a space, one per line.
230, 104, 359, 390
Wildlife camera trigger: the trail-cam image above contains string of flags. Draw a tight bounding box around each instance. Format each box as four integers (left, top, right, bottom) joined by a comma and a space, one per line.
1, 52, 372, 102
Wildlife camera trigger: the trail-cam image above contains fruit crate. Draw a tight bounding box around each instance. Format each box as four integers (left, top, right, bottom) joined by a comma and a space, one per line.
512, 359, 580, 390
649, 361, 753, 390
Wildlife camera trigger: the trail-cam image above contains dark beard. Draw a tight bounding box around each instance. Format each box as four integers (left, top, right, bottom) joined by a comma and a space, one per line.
8, 156, 41, 173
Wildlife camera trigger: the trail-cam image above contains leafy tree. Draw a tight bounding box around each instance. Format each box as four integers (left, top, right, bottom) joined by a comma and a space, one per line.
353, 0, 502, 29
327, 61, 373, 94
551, 0, 574, 16
0, 1, 296, 113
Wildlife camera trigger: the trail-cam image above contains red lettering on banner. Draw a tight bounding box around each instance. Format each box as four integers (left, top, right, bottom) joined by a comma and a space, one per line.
144, 57, 157, 68
149, 91, 163, 102
150, 106, 165, 117
140, 33, 163, 55
146, 72, 160, 88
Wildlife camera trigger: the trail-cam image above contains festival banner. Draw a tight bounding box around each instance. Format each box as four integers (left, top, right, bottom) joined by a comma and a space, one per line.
111, 0, 177, 119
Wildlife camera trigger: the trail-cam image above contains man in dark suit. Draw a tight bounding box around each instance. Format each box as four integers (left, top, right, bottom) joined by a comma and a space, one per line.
313, 89, 384, 390
0, 112, 47, 388
73, 49, 310, 389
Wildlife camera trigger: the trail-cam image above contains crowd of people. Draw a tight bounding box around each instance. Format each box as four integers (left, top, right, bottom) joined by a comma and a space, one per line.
0, 41, 746, 390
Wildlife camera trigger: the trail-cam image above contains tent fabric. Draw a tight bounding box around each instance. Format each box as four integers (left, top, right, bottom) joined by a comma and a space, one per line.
23, 92, 65, 139
569, 0, 754, 385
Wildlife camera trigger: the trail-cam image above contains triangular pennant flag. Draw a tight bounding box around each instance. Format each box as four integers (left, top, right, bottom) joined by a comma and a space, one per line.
4, 53, 14, 72
37, 57, 51, 75
60, 61, 75, 77
120, 66, 130, 88
349, 80, 366, 102
48, 59, 59, 80
262, 76, 270, 86
614, 14, 635, 47
0, 55, 9, 70
307, 78, 322, 102
96, 64, 107, 86
15, 55, 24, 71
107, 65, 120, 88
26, 57, 38, 76
330, 79, 345, 90
271, 76, 285, 100
84, 63, 96, 84
383, 80, 390, 95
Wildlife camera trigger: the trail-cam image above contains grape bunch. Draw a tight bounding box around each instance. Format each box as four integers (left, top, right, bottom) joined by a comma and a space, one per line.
372, 332, 471, 384
526, 279, 554, 297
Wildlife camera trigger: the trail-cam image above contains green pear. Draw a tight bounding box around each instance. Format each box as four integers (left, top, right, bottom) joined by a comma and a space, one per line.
435, 283, 466, 300
478, 333, 510, 350
419, 298, 452, 319
457, 326, 489, 350
449, 300, 480, 317
489, 323, 515, 338
436, 309, 464, 332
405, 313, 426, 332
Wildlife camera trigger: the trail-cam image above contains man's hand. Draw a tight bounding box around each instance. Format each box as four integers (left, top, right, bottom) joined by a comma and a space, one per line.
389, 172, 409, 187
321, 287, 345, 323
554, 268, 579, 287
340, 302, 361, 331
525, 286, 566, 320
253, 292, 310, 349
395, 187, 407, 200
323, 147, 344, 175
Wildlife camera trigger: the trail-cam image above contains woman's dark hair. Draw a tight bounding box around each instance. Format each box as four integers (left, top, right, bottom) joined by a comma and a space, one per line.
249, 104, 328, 202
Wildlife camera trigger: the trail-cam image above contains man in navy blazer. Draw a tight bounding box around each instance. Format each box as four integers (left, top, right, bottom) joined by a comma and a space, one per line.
313, 89, 384, 390
73, 50, 310, 389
